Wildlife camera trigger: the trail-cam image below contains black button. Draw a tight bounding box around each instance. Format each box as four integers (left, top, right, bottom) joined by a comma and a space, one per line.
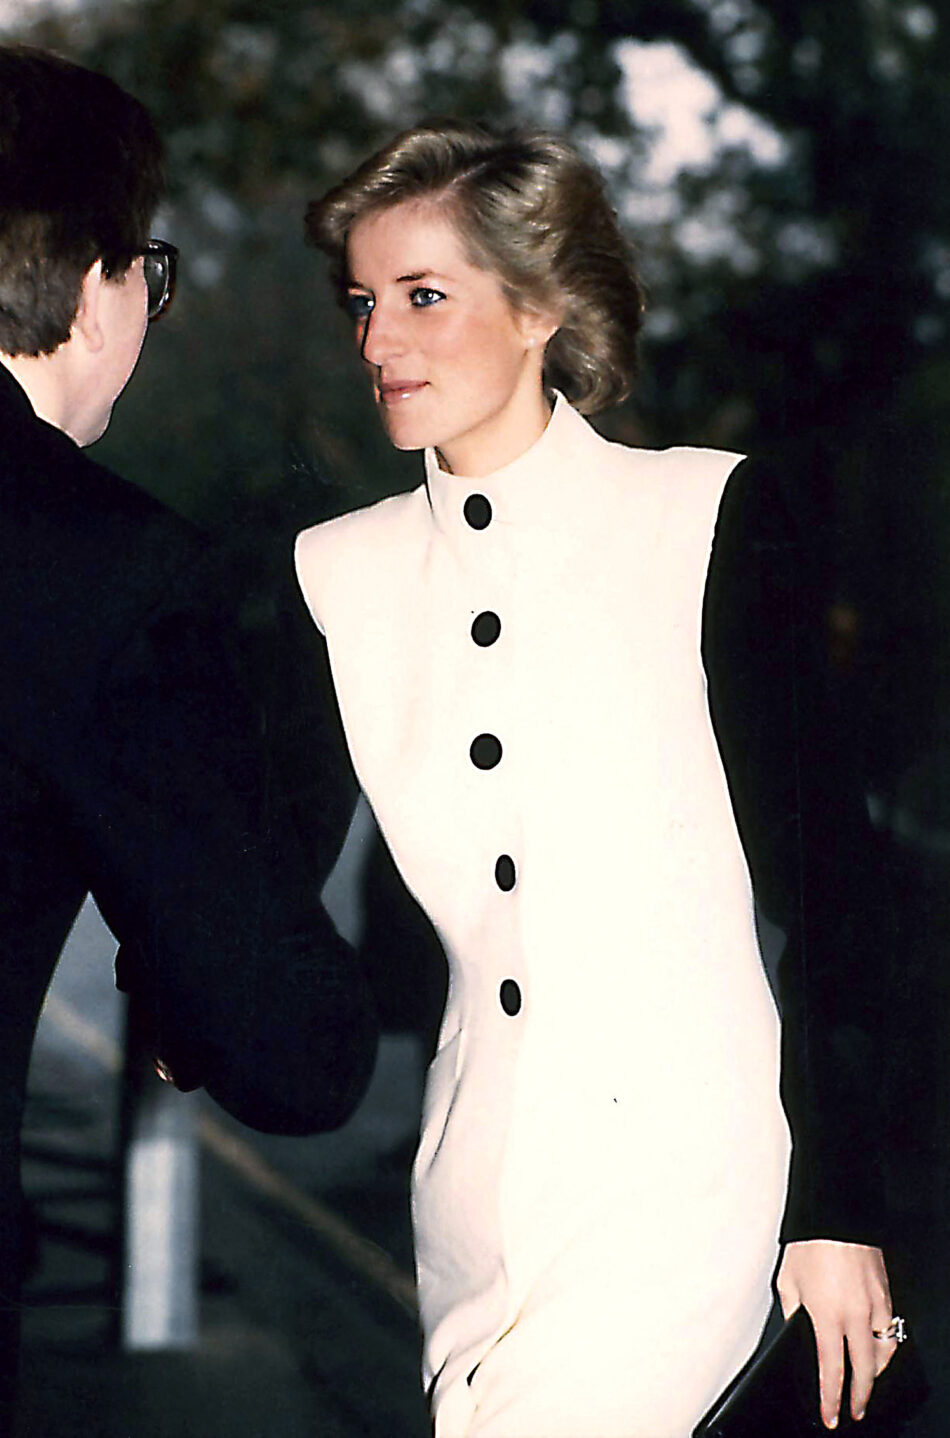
499, 979, 522, 1016
470, 733, 502, 769
463, 494, 492, 530
471, 611, 502, 646
495, 855, 516, 891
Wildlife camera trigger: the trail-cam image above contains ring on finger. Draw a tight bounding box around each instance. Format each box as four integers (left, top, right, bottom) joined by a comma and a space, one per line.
872, 1316, 906, 1343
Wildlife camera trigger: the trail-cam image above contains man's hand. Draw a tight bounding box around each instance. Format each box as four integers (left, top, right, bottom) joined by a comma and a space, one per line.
776, 1239, 896, 1429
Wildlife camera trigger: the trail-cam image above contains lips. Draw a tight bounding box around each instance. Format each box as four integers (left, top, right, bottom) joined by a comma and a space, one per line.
377, 379, 428, 404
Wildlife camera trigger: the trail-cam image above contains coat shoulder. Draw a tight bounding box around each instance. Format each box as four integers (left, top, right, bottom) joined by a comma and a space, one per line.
584, 433, 746, 548
599, 436, 745, 493
294, 487, 424, 631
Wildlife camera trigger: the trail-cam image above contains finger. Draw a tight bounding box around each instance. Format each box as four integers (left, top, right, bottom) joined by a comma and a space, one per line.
815, 1329, 846, 1429
775, 1267, 801, 1321
847, 1325, 879, 1421
870, 1304, 899, 1378
873, 1335, 898, 1379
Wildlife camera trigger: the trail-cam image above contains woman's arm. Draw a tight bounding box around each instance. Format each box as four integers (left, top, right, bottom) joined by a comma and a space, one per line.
702, 452, 898, 1425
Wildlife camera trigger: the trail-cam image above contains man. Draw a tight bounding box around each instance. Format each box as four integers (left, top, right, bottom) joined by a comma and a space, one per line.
0, 44, 377, 1422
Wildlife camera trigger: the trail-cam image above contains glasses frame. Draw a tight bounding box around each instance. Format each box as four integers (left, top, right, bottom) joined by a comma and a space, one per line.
139, 239, 179, 322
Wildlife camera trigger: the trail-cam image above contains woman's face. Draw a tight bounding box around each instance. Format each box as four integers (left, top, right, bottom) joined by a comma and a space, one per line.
344, 200, 556, 476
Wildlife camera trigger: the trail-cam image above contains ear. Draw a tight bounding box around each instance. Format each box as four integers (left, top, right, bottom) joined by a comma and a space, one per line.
517, 305, 561, 352
71, 260, 106, 354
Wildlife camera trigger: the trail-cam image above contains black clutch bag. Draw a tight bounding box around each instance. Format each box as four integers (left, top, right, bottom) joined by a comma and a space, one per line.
693, 1307, 929, 1437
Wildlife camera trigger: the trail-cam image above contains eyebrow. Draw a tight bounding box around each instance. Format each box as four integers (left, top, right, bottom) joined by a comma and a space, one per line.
346, 269, 446, 288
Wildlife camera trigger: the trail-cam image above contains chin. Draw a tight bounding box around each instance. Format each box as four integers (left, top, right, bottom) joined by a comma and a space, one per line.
77, 412, 111, 448
379, 416, 430, 453
83, 411, 112, 442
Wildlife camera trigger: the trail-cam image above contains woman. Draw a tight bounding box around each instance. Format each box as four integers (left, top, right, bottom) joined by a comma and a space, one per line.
296, 122, 897, 1437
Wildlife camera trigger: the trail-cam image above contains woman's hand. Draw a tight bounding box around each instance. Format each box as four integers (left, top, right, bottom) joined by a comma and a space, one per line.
776, 1240, 896, 1429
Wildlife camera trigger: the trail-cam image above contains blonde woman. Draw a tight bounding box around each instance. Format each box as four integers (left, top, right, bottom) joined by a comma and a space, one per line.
295, 122, 896, 1437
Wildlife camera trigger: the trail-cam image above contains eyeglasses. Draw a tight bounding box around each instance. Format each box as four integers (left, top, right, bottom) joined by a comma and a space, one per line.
140, 239, 179, 321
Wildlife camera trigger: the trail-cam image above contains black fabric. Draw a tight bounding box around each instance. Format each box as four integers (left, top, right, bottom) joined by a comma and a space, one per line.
703, 454, 894, 1248
0, 366, 378, 1406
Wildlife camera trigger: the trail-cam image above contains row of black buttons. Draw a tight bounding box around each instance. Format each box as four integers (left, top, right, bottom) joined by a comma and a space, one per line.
465, 491, 521, 1019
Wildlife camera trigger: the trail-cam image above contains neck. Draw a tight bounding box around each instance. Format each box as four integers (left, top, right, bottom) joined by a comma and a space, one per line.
435, 384, 554, 479
0, 347, 95, 446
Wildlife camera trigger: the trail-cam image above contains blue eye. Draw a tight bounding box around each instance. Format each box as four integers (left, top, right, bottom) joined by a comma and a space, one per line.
410, 287, 446, 307
344, 292, 374, 321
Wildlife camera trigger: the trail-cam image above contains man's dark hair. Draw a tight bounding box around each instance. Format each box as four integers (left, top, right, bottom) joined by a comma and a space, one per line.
0, 45, 166, 357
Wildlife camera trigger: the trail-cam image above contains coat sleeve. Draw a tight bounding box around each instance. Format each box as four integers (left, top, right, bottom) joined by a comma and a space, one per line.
86, 536, 377, 1136
702, 455, 893, 1247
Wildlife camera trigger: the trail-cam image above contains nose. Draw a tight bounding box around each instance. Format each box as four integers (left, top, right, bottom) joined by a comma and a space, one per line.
359, 301, 404, 366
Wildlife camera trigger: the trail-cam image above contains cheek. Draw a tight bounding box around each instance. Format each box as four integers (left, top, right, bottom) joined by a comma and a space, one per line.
474, 331, 529, 388
131, 309, 148, 362
442, 313, 526, 384
129, 282, 148, 346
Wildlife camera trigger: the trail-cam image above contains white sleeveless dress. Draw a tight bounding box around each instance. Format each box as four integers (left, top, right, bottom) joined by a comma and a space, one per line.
295, 396, 790, 1438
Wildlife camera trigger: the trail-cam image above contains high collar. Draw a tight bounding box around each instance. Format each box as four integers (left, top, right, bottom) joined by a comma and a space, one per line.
423, 393, 603, 537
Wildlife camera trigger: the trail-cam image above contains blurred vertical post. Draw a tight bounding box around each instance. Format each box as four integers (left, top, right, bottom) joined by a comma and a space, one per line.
119, 1007, 199, 1350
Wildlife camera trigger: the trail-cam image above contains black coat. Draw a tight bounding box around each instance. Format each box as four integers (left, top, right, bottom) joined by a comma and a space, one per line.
704, 453, 893, 1250
0, 367, 377, 1407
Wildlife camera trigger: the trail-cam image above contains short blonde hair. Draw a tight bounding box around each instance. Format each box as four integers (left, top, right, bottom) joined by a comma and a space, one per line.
305, 120, 644, 415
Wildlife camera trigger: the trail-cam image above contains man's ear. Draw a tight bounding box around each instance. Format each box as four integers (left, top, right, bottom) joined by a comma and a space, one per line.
71, 260, 106, 354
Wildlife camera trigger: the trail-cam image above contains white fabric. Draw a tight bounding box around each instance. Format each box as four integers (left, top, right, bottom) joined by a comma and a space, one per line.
296, 397, 790, 1438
